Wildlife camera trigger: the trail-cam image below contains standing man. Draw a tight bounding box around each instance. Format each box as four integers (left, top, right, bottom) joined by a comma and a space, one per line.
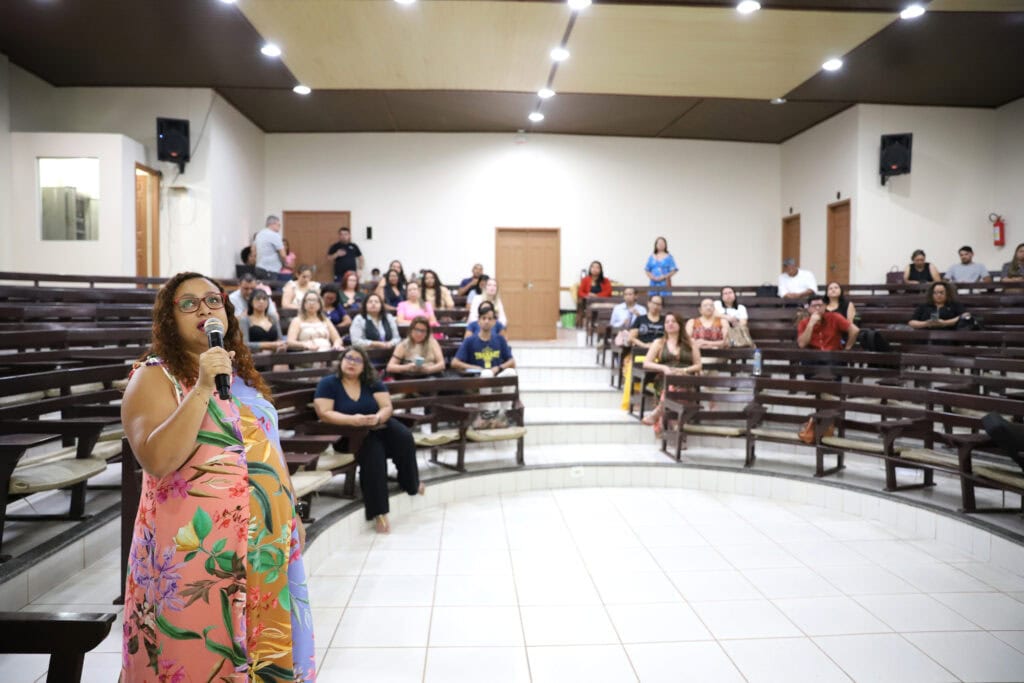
945, 245, 991, 283
327, 226, 364, 283
778, 258, 818, 300
255, 215, 288, 281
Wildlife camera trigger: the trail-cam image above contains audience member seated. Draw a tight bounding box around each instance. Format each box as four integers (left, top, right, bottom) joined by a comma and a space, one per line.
313, 347, 424, 534
384, 259, 408, 289
281, 266, 321, 309
338, 270, 365, 317
946, 245, 991, 283
714, 286, 748, 327
641, 311, 702, 433
366, 267, 382, 290
798, 293, 859, 350
908, 281, 969, 329
280, 237, 298, 275
457, 263, 486, 298
396, 281, 439, 326
421, 269, 455, 310
287, 291, 344, 351
386, 316, 447, 377
1001, 242, 1024, 282
824, 281, 856, 320
350, 293, 400, 350
239, 289, 288, 352
578, 260, 612, 299
229, 273, 278, 318
610, 287, 646, 331
686, 298, 731, 355
621, 295, 665, 410
778, 258, 818, 300
320, 283, 351, 327
467, 278, 508, 326
644, 237, 678, 297
465, 319, 506, 338
451, 302, 516, 376
904, 249, 940, 283
466, 274, 488, 309
377, 269, 406, 313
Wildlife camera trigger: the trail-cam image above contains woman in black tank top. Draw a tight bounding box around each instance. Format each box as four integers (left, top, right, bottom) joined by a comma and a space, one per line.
904, 249, 941, 284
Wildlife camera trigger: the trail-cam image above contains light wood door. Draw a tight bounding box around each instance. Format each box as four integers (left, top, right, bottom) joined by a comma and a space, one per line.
826, 200, 851, 284
782, 214, 801, 266
134, 164, 160, 278
282, 211, 351, 281
495, 228, 560, 341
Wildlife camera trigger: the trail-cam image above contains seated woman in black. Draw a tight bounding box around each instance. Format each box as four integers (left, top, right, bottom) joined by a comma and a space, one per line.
313, 346, 424, 533
904, 249, 941, 284
378, 268, 406, 314
908, 281, 967, 329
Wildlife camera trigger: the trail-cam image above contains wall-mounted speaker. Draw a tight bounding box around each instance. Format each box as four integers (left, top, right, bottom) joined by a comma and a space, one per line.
880, 133, 912, 185
157, 117, 190, 173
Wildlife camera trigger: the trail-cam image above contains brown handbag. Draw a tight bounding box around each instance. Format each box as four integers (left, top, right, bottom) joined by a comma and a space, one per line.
798, 417, 834, 444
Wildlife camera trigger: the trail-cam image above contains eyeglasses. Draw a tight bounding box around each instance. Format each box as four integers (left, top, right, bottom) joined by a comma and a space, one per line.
174, 292, 225, 313
342, 355, 364, 365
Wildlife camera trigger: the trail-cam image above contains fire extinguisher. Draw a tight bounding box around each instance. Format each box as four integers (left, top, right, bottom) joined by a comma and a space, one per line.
990, 213, 1006, 247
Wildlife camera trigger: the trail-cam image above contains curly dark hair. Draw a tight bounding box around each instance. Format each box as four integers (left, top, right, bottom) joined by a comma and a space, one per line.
335, 346, 379, 387
140, 272, 273, 401
926, 280, 957, 306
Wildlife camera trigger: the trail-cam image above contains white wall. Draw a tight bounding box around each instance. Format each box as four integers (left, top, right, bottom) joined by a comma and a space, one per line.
265, 132, 781, 288
995, 97, 1024, 253
780, 106, 859, 279
7, 133, 145, 275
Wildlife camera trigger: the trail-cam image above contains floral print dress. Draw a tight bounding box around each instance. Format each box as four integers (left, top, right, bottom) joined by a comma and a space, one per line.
121, 357, 316, 682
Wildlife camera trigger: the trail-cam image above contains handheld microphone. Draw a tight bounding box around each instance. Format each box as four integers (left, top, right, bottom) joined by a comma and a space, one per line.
203, 318, 232, 401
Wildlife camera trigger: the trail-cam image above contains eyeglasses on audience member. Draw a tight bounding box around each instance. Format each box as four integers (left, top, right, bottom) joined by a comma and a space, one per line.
174, 292, 225, 313
342, 354, 365, 365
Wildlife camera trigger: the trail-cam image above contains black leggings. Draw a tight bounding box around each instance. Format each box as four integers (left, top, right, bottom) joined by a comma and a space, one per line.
357, 418, 419, 519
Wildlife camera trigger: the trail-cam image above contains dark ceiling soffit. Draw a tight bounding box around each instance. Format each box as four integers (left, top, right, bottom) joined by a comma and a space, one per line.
777, 102, 856, 142
510, 0, 927, 12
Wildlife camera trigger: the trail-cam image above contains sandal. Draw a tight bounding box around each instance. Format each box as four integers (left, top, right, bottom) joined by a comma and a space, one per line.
375, 515, 391, 534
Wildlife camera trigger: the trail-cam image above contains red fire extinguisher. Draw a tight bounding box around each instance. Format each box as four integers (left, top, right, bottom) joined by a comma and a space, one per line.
990, 213, 1006, 247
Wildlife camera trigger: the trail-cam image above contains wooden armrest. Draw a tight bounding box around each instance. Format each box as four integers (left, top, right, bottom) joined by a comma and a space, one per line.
942, 432, 993, 447
0, 611, 116, 655
284, 452, 320, 473
878, 417, 930, 433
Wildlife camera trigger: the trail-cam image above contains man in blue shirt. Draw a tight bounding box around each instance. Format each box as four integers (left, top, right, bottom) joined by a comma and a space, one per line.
452, 302, 516, 375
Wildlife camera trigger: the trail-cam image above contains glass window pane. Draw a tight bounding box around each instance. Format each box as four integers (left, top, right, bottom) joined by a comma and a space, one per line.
39, 157, 100, 241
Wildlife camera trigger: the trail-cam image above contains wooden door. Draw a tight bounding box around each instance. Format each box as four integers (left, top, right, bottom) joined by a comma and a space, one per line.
826, 200, 851, 284
495, 228, 560, 341
134, 164, 160, 278
282, 211, 351, 282
782, 214, 801, 266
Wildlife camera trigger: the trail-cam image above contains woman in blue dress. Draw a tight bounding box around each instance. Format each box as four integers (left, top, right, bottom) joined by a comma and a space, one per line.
644, 236, 678, 297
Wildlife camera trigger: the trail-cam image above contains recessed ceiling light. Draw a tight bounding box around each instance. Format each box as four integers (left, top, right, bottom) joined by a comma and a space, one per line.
395, 0, 416, 4
219, 0, 237, 4
528, 112, 545, 123
770, 97, 787, 105
736, 1, 761, 14
822, 58, 843, 72
568, 0, 592, 10
261, 43, 281, 58
900, 4, 926, 19
293, 85, 312, 95
550, 47, 570, 62
538, 88, 556, 99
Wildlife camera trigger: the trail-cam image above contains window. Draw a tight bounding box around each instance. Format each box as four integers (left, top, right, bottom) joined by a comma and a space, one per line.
39, 157, 100, 241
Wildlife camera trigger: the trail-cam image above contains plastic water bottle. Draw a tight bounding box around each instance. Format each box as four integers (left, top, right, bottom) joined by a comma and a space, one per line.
752, 348, 763, 377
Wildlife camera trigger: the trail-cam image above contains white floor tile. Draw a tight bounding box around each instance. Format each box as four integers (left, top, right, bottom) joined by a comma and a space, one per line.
360, 549, 439, 576
854, 594, 981, 632
429, 605, 524, 646
316, 549, 369, 575
648, 545, 733, 572
953, 562, 1024, 592
0, 654, 48, 683
527, 644, 638, 683
332, 606, 432, 647
425, 646, 531, 683
931, 592, 1024, 630
814, 634, 958, 683
437, 547, 513, 575
521, 604, 619, 646
625, 642, 746, 683
434, 574, 518, 606
690, 600, 802, 640
667, 569, 763, 602
348, 574, 436, 607
715, 543, 803, 569
590, 571, 684, 604
992, 630, 1024, 655
579, 546, 663, 574
742, 567, 842, 599
79, 652, 124, 683
774, 596, 892, 636
606, 602, 712, 643
307, 575, 358, 608
311, 607, 344, 649
815, 564, 920, 595
515, 572, 602, 605
904, 631, 1024, 682
886, 562, 995, 594
721, 637, 853, 683
319, 647, 425, 682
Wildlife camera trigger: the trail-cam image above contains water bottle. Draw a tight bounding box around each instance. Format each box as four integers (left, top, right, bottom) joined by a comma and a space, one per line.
752, 348, 763, 377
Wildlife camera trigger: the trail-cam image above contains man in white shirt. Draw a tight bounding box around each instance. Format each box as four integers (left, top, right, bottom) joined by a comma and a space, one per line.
229, 274, 279, 318
609, 287, 646, 329
254, 215, 287, 279
945, 245, 991, 283
778, 258, 818, 300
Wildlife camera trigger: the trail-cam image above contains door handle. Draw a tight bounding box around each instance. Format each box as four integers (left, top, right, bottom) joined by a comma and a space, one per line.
526, 282, 534, 290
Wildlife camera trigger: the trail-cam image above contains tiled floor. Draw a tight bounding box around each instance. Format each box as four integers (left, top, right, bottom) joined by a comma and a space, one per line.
7, 486, 1024, 682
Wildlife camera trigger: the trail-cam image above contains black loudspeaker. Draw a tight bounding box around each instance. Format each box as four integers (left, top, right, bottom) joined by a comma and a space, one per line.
157, 117, 190, 173
880, 133, 912, 185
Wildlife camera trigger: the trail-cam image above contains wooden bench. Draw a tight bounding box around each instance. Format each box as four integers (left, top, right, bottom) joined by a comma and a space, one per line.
0, 611, 116, 682
660, 374, 756, 460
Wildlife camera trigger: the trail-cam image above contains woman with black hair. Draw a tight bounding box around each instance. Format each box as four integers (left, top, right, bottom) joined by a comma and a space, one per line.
714, 286, 748, 327
904, 249, 941, 284
909, 281, 968, 329
644, 236, 678, 297
350, 293, 400, 350
824, 281, 856, 320
578, 260, 612, 299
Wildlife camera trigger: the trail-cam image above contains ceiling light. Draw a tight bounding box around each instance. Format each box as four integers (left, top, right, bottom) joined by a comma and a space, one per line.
261, 43, 281, 58
900, 4, 926, 19
528, 112, 545, 123
293, 85, 312, 95
394, 0, 417, 4
219, 0, 237, 4
550, 47, 570, 62
568, 0, 592, 10
736, 1, 761, 14
822, 58, 843, 72
770, 97, 786, 105
538, 88, 556, 99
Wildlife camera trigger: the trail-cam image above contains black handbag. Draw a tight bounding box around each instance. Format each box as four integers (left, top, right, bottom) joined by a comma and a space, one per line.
755, 284, 778, 297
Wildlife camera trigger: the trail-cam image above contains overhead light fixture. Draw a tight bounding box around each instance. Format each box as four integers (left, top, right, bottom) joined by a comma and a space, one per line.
293, 85, 312, 95
395, 0, 417, 4
538, 88, 556, 99
219, 0, 237, 4
736, 1, 761, 14
528, 112, 545, 123
900, 4, 926, 19
261, 43, 282, 58
568, 0, 592, 10
550, 47, 570, 62
822, 58, 843, 72
770, 97, 786, 105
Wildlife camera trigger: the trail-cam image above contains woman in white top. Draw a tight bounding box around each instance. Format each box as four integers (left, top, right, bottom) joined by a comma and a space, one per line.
349, 293, 401, 350
714, 286, 748, 327
467, 277, 508, 327
286, 291, 343, 351
281, 266, 321, 310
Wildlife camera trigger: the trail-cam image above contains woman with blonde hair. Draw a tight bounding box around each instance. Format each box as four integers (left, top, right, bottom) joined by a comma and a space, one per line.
468, 277, 508, 327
